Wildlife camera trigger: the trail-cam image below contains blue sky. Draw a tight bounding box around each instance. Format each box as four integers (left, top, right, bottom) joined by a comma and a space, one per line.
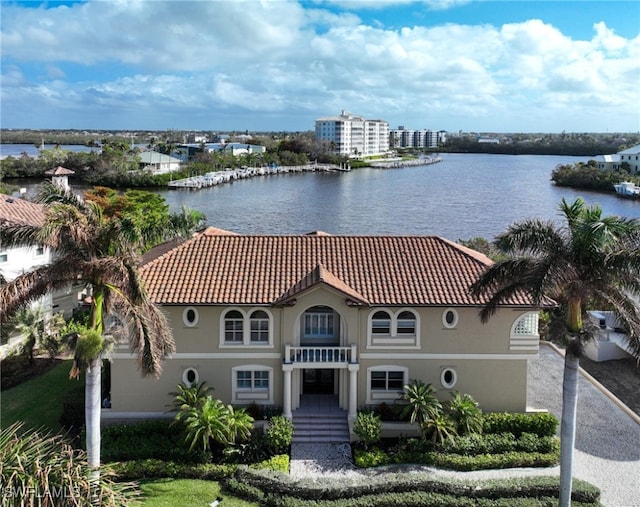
1, 0, 638, 132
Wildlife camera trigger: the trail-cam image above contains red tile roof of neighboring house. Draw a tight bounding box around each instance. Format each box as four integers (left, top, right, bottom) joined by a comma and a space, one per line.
0, 194, 46, 228
140, 227, 538, 308
45, 166, 75, 176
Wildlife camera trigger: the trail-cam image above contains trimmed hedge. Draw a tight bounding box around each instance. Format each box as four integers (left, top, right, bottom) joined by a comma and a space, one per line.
442, 433, 560, 456
224, 467, 600, 506
110, 454, 289, 481
353, 447, 560, 471
482, 412, 558, 437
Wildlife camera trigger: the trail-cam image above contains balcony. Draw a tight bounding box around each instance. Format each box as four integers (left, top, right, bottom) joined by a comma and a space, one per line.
284, 345, 357, 366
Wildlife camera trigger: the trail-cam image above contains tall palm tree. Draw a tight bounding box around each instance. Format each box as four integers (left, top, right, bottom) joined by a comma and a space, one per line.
470, 197, 640, 507
0, 183, 179, 473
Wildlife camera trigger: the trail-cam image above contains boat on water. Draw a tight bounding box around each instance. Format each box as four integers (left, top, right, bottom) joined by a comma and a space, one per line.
613, 181, 640, 199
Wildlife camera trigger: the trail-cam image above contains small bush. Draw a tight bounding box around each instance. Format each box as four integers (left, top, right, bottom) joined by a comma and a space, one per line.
482, 412, 558, 437
266, 415, 294, 454
353, 411, 382, 449
353, 447, 390, 468
252, 454, 290, 473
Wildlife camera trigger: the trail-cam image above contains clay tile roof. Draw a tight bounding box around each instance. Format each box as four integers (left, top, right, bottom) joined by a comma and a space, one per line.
140, 232, 539, 308
275, 263, 370, 306
45, 166, 75, 176
0, 194, 46, 228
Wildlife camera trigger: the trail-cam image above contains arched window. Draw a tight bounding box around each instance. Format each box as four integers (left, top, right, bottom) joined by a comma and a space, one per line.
371, 310, 391, 335
224, 310, 244, 343
396, 311, 416, 335
250, 310, 270, 343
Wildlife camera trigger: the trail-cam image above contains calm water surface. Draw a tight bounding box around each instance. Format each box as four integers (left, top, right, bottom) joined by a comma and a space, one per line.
157, 154, 640, 241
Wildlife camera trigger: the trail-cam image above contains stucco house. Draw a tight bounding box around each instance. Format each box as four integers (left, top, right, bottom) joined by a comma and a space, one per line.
105, 227, 545, 427
0, 193, 80, 356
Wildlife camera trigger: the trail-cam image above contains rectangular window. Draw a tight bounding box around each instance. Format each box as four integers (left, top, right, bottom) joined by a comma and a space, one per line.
397, 319, 415, 335
236, 370, 269, 390
35, 246, 44, 256
304, 312, 334, 338
372, 319, 391, 335
371, 370, 404, 391
250, 319, 269, 342
237, 371, 252, 389
225, 320, 243, 342
0, 253, 7, 263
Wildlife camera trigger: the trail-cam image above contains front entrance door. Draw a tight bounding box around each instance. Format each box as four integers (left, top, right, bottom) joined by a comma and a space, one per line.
303, 369, 334, 394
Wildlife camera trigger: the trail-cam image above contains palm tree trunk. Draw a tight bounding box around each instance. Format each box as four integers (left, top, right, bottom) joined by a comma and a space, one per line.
85, 357, 102, 469
85, 357, 102, 505
559, 350, 579, 507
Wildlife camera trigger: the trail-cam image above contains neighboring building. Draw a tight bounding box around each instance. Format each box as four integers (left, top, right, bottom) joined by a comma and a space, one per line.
390, 127, 445, 149
593, 154, 622, 171
139, 151, 183, 174
178, 143, 266, 161
0, 193, 79, 357
106, 228, 545, 427
615, 144, 640, 173
478, 137, 500, 144
45, 166, 75, 191
593, 144, 640, 173
315, 111, 390, 157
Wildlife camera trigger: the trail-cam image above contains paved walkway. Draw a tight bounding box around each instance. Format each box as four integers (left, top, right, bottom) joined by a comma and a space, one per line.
289, 344, 640, 506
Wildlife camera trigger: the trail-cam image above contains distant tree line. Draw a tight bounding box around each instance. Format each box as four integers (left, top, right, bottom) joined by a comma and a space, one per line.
442, 135, 639, 156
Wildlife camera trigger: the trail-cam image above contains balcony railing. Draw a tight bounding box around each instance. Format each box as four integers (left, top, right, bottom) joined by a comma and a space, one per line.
284, 345, 357, 365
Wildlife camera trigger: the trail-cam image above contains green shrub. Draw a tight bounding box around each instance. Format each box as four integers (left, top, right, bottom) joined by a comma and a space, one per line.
446, 392, 483, 435
353, 411, 382, 449
482, 412, 558, 437
110, 459, 236, 480
252, 454, 290, 473
353, 447, 390, 468
266, 415, 294, 454
101, 420, 207, 463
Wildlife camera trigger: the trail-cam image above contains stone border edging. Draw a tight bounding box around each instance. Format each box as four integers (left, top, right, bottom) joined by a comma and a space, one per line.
540, 340, 640, 425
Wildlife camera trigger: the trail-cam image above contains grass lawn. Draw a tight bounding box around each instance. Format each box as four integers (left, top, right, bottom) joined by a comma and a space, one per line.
0, 359, 82, 432
136, 479, 259, 507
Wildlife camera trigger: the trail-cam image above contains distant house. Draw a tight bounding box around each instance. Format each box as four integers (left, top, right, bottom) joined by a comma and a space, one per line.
105, 228, 547, 429
477, 137, 500, 144
593, 144, 640, 173
616, 144, 640, 173
139, 151, 182, 174
593, 154, 622, 171
178, 143, 266, 161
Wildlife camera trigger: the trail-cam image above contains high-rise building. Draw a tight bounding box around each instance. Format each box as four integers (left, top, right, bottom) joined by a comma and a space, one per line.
315, 111, 389, 157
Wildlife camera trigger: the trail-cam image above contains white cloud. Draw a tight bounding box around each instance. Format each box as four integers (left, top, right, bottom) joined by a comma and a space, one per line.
0, 1, 638, 131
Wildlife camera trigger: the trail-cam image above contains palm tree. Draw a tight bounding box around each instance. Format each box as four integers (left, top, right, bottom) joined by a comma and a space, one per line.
10, 306, 44, 364
0, 183, 180, 473
470, 197, 640, 507
400, 379, 443, 440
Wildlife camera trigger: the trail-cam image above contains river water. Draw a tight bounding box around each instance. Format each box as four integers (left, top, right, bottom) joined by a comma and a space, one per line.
157, 154, 640, 241
6, 152, 639, 241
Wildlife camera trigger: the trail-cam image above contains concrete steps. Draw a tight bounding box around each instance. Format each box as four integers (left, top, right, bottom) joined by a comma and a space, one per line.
292, 411, 350, 443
